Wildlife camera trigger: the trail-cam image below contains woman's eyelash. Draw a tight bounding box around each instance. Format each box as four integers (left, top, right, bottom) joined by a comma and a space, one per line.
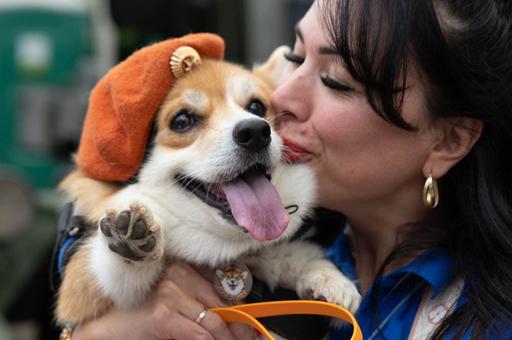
321, 75, 353, 92
284, 52, 305, 64
283, 52, 352, 92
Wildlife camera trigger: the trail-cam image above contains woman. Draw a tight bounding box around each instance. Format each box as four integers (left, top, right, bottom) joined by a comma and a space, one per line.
67, 0, 512, 338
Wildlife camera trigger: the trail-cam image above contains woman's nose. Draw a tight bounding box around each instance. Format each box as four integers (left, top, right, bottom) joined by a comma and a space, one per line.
271, 66, 312, 123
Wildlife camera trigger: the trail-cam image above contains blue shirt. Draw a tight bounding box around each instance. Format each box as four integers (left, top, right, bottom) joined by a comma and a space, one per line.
326, 230, 469, 339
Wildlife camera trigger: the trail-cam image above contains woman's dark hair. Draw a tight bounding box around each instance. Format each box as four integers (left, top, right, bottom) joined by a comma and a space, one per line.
319, 0, 512, 338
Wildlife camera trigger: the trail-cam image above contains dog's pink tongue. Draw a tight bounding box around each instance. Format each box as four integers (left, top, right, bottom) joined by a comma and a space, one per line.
221, 173, 289, 241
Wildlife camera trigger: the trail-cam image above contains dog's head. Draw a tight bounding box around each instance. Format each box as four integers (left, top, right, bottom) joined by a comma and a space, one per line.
139, 57, 297, 242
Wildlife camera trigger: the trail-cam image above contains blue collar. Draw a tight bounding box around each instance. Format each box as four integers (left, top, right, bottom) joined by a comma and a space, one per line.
326, 230, 456, 298
391, 249, 455, 298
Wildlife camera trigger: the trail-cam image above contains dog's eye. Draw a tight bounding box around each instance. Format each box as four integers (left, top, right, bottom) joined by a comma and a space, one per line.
170, 109, 198, 133
245, 99, 266, 117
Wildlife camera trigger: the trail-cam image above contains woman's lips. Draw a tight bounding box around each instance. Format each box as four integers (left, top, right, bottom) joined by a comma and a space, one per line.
281, 137, 313, 164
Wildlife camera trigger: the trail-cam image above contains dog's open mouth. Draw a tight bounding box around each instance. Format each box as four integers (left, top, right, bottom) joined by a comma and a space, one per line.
175, 164, 290, 241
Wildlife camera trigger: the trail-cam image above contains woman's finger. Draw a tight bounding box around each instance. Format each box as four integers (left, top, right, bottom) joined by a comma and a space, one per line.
229, 323, 257, 340
151, 306, 215, 340
190, 308, 239, 340
154, 278, 237, 340
164, 262, 225, 308
177, 296, 238, 340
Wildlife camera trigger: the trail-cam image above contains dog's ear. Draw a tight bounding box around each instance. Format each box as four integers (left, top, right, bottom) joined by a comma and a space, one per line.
216, 269, 225, 279
252, 46, 291, 89
241, 271, 248, 280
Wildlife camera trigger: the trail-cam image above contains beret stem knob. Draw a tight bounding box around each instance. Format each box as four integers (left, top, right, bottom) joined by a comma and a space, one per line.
169, 46, 202, 78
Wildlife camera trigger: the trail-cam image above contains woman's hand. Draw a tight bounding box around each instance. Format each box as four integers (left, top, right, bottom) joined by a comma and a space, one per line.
72, 262, 255, 340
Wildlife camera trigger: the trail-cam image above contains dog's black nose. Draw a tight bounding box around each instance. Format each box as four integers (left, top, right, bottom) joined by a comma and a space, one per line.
233, 119, 271, 152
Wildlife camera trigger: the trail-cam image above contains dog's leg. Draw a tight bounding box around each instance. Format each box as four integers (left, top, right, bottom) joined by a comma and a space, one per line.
56, 245, 112, 324
296, 258, 361, 313
90, 202, 166, 309
244, 240, 361, 312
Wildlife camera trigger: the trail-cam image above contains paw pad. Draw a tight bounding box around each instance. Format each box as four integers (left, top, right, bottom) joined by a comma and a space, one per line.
99, 203, 161, 262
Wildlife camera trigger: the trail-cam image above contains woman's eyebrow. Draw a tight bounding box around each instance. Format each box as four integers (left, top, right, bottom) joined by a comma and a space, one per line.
295, 24, 338, 55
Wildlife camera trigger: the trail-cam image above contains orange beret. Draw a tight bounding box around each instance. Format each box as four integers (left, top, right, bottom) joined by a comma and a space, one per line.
76, 33, 225, 182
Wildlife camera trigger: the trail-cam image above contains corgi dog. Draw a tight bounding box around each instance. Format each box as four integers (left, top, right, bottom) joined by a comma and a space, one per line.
55, 46, 360, 326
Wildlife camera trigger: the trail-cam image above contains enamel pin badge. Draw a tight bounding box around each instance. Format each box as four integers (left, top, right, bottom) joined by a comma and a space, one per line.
213, 261, 253, 302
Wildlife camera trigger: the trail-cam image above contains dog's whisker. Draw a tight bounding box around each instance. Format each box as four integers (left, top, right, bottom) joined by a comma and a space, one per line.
281, 145, 292, 152
179, 175, 204, 191
273, 111, 287, 118
183, 177, 196, 189
267, 112, 287, 124
276, 125, 289, 135
281, 154, 294, 164
205, 185, 212, 202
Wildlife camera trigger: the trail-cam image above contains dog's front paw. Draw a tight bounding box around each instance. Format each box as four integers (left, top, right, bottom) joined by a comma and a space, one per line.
298, 265, 361, 313
99, 202, 162, 262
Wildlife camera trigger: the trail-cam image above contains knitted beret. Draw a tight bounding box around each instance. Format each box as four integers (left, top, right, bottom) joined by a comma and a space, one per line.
75, 33, 225, 181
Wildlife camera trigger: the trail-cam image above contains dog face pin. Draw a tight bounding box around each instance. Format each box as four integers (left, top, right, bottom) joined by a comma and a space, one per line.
213, 261, 253, 302
169, 46, 202, 78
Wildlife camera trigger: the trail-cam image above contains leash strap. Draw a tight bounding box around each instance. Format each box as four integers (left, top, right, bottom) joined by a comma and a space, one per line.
211, 300, 362, 340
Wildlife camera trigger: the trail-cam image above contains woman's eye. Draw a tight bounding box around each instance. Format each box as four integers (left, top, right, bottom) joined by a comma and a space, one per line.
170, 109, 199, 133
284, 52, 305, 65
321, 75, 353, 92
245, 99, 266, 117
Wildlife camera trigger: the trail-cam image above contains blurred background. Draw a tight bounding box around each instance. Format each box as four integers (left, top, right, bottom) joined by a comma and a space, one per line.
0, 0, 312, 338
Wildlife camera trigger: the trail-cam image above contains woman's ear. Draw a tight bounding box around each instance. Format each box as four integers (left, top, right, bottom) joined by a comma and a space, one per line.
423, 117, 484, 178
252, 46, 291, 88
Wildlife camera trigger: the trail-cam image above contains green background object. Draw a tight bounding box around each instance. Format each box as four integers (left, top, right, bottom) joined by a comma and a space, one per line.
0, 7, 90, 189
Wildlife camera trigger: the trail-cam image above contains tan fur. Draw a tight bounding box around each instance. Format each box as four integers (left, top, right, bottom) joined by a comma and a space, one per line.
56, 246, 112, 324
252, 46, 292, 89
156, 95, 206, 149
59, 169, 121, 222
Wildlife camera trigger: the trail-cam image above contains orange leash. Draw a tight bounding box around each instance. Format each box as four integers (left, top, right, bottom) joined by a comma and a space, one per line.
211, 300, 362, 340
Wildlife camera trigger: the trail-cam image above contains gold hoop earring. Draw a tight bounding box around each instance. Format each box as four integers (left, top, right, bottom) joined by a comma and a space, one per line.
423, 174, 439, 208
